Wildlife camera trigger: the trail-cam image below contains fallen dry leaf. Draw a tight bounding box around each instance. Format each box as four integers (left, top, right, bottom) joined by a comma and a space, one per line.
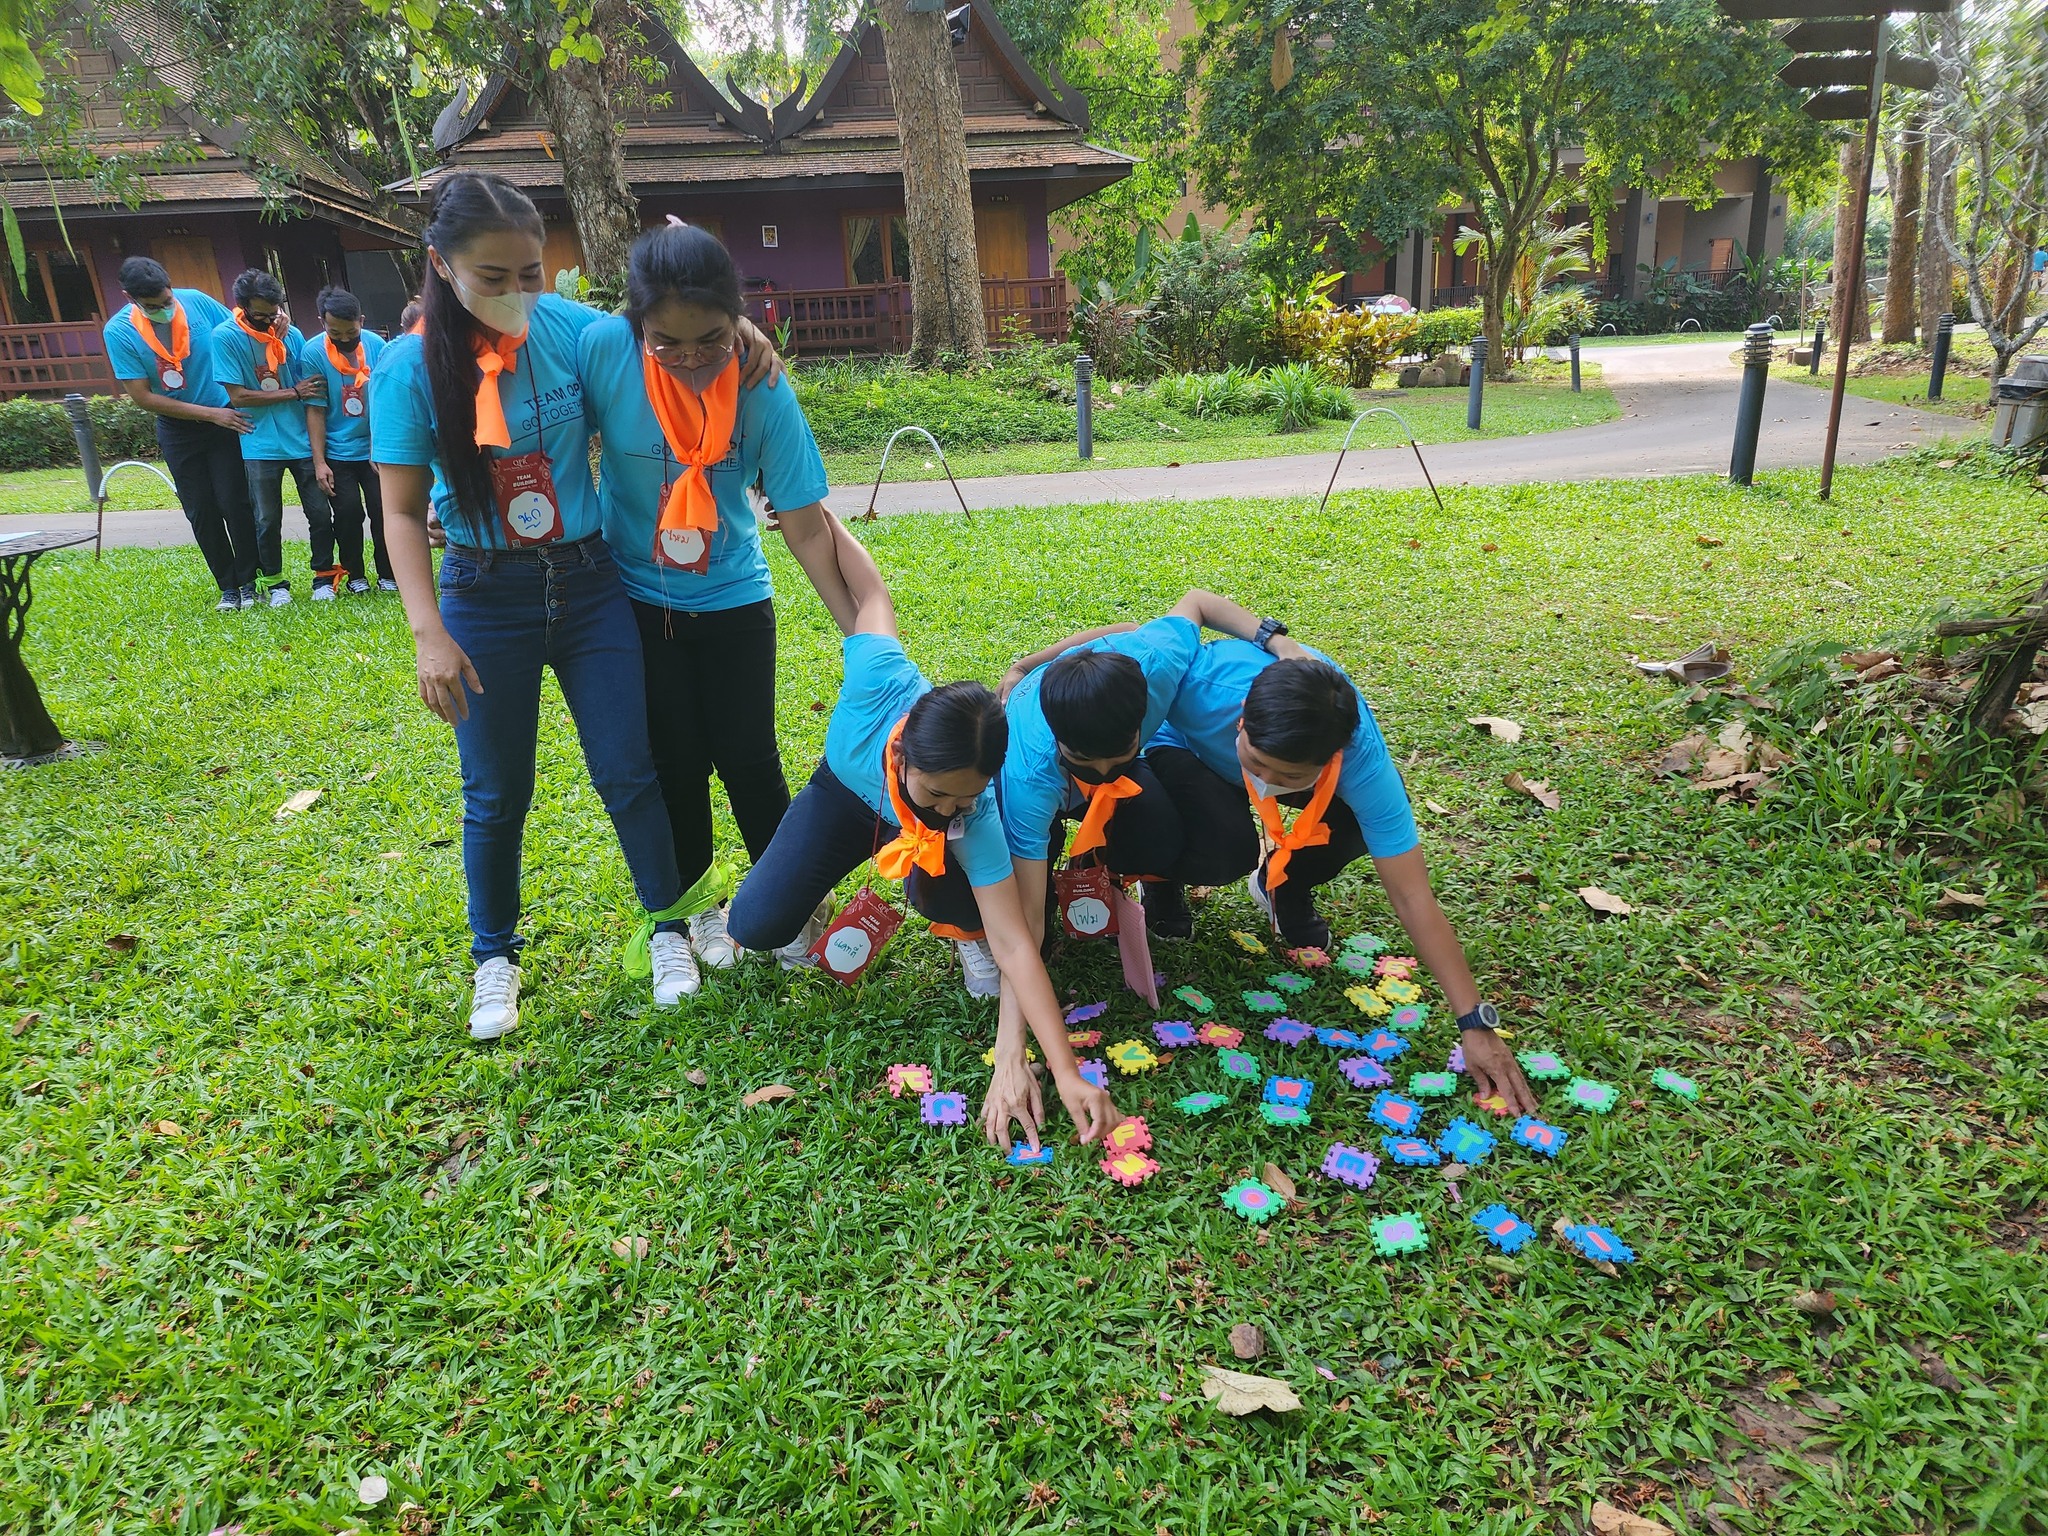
1199, 1365, 1301, 1415
2017, 700, 2048, 735
275, 788, 323, 819
1467, 715, 1525, 743
204, 764, 231, 779
610, 1236, 651, 1261
11, 1011, 39, 1037
1656, 734, 1709, 775
1697, 746, 1747, 780
105, 934, 138, 953
1228, 1323, 1266, 1361
1841, 649, 1897, 671
1855, 657, 1904, 686
742, 1084, 798, 1108
357, 1474, 390, 1506
1935, 887, 1988, 910
684, 1068, 709, 1087
1791, 1289, 1838, 1316
1424, 797, 1451, 816
1590, 1501, 1674, 1536
1756, 741, 1793, 771
152, 1120, 182, 1137
1715, 719, 1754, 756
1911, 1343, 1964, 1392
1695, 534, 1724, 548
1577, 886, 1632, 918
523, 1181, 550, 1200
1505, 772, 1561, 811
1262, 1162, 1297, 1200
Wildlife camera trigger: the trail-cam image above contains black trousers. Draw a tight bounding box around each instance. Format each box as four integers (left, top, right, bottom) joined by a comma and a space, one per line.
1054, 756, 1185, 879
727, 760, 982, 950
1148, 744, 1369, 939
327, 458, 392, 581
632, 596, 792, 892
156, 416, 258, 593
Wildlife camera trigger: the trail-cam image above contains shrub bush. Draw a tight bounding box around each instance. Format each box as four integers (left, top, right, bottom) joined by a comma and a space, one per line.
1412, 305, 1483, 357
0, 394, 159, 473
1147, 365, 1267, 419
1322, 311, 1423, 387
1143, 229, 1273, 373
1261, 362, 1354, 432
790, 358, 1071, 453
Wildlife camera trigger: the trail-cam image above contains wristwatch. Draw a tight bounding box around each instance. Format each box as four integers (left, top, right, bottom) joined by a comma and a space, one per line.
1456, 1002, 1501, 1033
1253, 616, 1289, 652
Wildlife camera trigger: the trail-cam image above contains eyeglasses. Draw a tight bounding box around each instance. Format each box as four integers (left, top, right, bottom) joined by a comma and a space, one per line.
644, 337, 734, 368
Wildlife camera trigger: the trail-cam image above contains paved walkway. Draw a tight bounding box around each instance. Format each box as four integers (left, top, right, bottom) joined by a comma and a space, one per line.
0, 341, 1964, 549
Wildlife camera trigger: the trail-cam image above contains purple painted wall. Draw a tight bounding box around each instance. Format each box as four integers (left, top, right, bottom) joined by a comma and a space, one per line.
69, 210, 354, 322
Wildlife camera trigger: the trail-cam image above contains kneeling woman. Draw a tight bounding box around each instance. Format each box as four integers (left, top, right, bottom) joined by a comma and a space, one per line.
727, 523, 1118, 1151
581, 221, 858, 996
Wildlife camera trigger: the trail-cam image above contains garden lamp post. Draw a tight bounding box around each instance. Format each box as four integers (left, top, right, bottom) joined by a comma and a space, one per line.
1075, 352, 1094, 460
1729, 322, 1775, 486
1466, 335, 1487, 431
1568, 332, 1582, 393
1928, 312, 1953, 401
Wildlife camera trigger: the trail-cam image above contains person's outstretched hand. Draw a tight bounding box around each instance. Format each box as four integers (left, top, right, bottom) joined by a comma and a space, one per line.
981, 1053, 1045, 1153
1053, 1070, 1117, 1145
1460, 1027, 1538, 1117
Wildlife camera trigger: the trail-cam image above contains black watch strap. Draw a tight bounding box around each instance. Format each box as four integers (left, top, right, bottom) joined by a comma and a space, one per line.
1456, 1002, 1501, 1032
1254, 616, 1289, 651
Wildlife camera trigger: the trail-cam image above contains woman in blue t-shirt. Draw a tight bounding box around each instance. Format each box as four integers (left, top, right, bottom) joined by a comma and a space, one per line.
370, 171, 778, 1040
581, 222, 864, 994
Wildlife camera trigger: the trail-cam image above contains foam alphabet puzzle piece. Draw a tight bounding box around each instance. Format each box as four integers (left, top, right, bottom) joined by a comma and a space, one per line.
1259, 1101, 1311, 1128
1264, 1018, 1315, 1046
1262, 1075, 1313, 1108
1366, 1030, 1412, 1063
886, 1063, 934, 1097
1315, 1027, 1368, 1049
1388, 1004, 1430, 1032
1339, 1056, 1392, 1090
1107, 1039, 1161, 1076
1320, 1142, 1379, 1190
1407, 1071, 1459, 1099
1242, 990, 1287, 1013
1369, 1211, 1430, 1257
1511, 1115, 1568, 1158
1516, 1049, 1572, 1081
1217, 1049, 1262, 1081
1221, 1178, 1286, 1223
1436, 1117, 1497, 1164
1562, 1223, 1635, 1266
1067, 1030, 1103, 1049
1104, 1116, 1153, 1153
1652, 1067, 1701, 1101
1337, 952, 1376, 976
1175, 1091, 1230, 1116
1007, 1143, 1056, 1166
1289, 946, 1332, 970
1373, 955, 1419, 978
1472, 1203, 1536, 1253
1065, 1001, 1109, 1024
1197, 1022, 1246, 1049
1078, 1058, 1109, 1089
1101, 1150, 1162, 1187
1172, 986, 1215, 1015
1266, 972, 1315, 994
982, 1045, 1038, 1066
1344, 984, 1392, 1019
1369, 1092, 1426, 1134
1342, 931, 1388, 958
1152, 1020, 1199, 1049
1471, 1092, 1512, 1117
1564, 1077, 1620, 1114
920, 1091, 968, 1126
1381, 1135, 1440, 1167
1229, 930, 1270, 955
1446, 1044, 1466, 1074
1376, 978, 1422, 1006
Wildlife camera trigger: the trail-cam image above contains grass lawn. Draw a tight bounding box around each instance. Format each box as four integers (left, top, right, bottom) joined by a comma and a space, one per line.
4, 462, 2045, 1533
0, 463, 307, 519
1771, 334, 2035, 422
825, 371, 1617, 485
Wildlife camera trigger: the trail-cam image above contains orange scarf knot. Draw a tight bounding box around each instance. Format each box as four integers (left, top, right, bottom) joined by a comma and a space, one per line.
1246, 753, 1343, 894
876, 720, 951, 881
130, 298, 190, 372
471, 332, 523, 449
1068, 773, 1140, 858
232, 308, 288, 378
642, 351, 739, 540
325, 335, 370, 388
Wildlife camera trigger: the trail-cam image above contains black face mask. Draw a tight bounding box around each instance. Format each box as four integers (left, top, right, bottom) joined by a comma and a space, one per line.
1061, 753, 1135, 786
899, 772, 956, 831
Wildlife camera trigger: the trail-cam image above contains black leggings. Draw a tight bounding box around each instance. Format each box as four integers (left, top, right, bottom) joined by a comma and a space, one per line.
727, 761, 983, 949
326, 458, 392, 581
633, 597, 792, 892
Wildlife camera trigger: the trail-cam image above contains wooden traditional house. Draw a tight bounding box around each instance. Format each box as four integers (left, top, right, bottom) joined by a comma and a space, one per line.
405, 2, 1134, 351
0, 1, 416, 397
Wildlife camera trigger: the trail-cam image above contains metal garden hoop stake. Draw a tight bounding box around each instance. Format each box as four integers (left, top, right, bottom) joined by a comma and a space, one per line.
866, 425, 971, 521
62, 393, 178, 558
1316, 407, 1447, 518
88, 463, 179, 557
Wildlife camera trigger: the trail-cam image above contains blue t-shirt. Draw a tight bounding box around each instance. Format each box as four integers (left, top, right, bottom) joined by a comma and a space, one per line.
823, 632, 1013, 887
578, 315, 830, 612
301, 329, 386, 462
998, 615, 1203, 861
368, 294, 603, 549
1159, 636, 1419, 859
210, 317, 316, 461
103, 289, 232, 409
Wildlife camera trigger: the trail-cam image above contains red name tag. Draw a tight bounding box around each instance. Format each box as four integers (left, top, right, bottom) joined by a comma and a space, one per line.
808, 886, 903, 985
1054, 863, 1120, 940
489, 450, 564, 546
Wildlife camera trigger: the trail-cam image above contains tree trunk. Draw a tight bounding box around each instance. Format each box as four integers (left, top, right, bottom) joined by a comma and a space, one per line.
535, 0, 639, 283
1830, 138, 1871, 345
1880, 113, 1923, 343
1917, 131, 1955, 346
1481, 237, 1515, 381
876, 3, 986, 367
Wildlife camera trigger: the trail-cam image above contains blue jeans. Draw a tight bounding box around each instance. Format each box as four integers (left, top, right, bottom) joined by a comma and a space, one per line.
245, 456, 335, 583
439, 535, 684, 963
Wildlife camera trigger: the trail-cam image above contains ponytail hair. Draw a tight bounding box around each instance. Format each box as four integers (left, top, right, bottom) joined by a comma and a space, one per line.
623, 220, 743, 339
316, 285, 362, 320
900, 682, 1008, 779
420, 171, 545, 524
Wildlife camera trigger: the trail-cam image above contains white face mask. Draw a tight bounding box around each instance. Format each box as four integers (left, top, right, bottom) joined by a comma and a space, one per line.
446, 271, 540, 340
1247, 774, 1277, 801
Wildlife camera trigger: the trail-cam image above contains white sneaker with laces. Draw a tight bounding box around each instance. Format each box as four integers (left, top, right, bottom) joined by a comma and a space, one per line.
266, 584, 293, 608
958, 937, 1002, 999
689, 905, 740, 969
468, 957, 521, 1040
377, 577, 399, 593
311, 582, 337, 602
214, 590, 240, 613
347, 577, 373, 596
772, 894, 835, 970
650, 929, 701, 1004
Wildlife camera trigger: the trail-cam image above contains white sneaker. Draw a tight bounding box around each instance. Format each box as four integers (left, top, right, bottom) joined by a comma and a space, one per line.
689, 905, 740, 969
377, 577, 399, 593
347, 577, 373, 596
266, 584, 293, 608
214, 590, 241, 613
311, 582, 337, 602
650, 930, 701, 1005
1247, 868, 1274, 925
958, 937, 1002, 999
468, 957, 521, 1040
772, 895, 835, 970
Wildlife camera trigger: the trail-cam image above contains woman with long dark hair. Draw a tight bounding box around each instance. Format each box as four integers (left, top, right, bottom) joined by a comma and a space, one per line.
579, 219, 860, 994
726, 531, 1120, 1154
369, 171, 780, 1039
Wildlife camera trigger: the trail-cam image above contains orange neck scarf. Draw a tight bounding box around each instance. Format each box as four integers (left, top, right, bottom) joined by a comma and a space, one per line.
1068, 772, 1140, 858
325, 335, 369, 388
876, 720, 950, 881
232, 309, 287, 377
1245, 753, 1343, 893
471, 331, 523, 449
641, 352, 739, 540
129, 299, 189, 370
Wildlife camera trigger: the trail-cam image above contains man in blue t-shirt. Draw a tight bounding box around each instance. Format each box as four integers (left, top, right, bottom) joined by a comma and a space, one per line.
302, 285, 390, 595
210, 268, 336, 607
101, 257, 260, 612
